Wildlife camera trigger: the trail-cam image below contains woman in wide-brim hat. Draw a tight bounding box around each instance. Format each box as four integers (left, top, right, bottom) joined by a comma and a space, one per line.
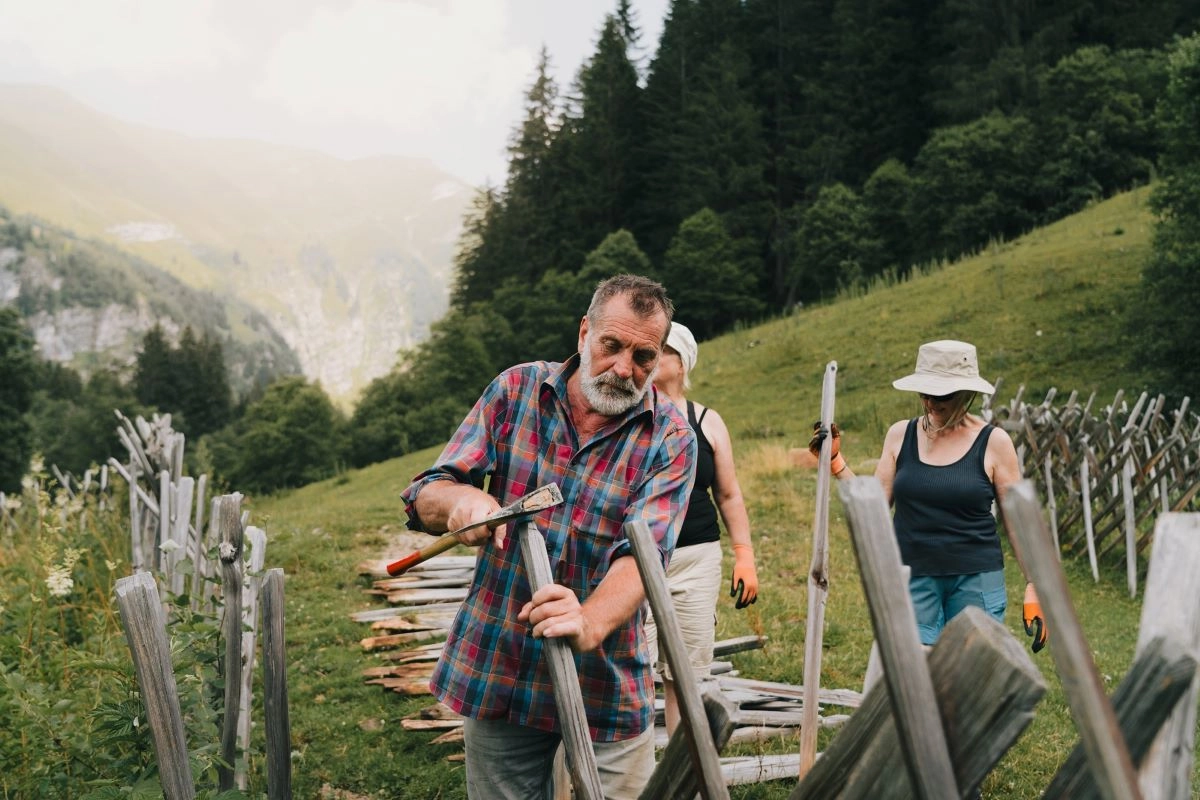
812, 340, 1047, 655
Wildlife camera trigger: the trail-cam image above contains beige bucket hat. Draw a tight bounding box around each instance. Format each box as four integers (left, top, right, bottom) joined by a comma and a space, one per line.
892, 340, 996, 396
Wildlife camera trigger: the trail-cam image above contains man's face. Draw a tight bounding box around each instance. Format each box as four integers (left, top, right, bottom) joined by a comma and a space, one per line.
577, 295, 668, 416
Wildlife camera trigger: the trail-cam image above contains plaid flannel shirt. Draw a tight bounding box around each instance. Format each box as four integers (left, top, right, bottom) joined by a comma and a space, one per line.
400, 356, 696, 741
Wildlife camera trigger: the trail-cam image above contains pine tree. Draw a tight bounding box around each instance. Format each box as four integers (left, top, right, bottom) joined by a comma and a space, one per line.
660, 208, 763, 339
1129, 33, 1200, 398
561, 14, 646, 253
0, 307, 36, 492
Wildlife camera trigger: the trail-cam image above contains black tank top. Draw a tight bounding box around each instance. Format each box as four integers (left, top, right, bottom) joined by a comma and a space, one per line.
892, 418, 1003, 576
676, 401, 720, 548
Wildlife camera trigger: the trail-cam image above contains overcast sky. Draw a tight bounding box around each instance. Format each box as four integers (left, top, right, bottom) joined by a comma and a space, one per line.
0, 0, 668, 187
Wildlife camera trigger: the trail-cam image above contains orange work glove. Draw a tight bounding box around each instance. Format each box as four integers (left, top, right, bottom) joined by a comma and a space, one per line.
730, 543, 759, 609
808, 421, 846, 475
1023, 583, 1048, 654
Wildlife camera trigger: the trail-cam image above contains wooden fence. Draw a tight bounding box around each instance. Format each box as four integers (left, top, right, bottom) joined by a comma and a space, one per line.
105, 411, 290, 798
986, 383, 1200, 594
793, 477, 1200, 799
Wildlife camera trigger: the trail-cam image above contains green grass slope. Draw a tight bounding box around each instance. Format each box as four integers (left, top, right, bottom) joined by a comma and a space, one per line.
251, 187, 1187, 799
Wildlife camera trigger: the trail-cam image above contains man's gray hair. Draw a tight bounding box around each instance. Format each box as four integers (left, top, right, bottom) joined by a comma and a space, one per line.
586, 274, 674, 330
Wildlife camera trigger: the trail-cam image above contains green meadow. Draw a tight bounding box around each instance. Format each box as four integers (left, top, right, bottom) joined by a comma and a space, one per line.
244, 186, 1198, 797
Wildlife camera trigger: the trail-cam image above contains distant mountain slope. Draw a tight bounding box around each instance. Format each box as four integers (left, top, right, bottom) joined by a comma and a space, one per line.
0, 205, 300, 394
0, 84, 472, 399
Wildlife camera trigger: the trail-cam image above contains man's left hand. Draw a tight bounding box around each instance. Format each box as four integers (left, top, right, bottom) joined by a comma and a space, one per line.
519, 584, 598, 652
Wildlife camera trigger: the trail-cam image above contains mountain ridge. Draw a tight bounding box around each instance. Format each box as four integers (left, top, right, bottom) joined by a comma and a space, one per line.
0, 83, 472, 400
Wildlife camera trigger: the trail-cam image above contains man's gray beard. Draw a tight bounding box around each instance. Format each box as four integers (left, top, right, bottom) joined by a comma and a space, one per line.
579, 343, 657, 416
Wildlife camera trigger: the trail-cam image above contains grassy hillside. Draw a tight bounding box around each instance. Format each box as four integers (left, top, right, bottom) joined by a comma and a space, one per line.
251, 187, 1186, 798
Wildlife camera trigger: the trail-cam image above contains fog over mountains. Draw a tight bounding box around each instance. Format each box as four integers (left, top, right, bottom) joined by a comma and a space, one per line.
0, 84, 473, 399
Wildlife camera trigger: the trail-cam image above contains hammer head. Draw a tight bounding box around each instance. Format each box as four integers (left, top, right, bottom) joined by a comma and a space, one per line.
506, 482, 563, 518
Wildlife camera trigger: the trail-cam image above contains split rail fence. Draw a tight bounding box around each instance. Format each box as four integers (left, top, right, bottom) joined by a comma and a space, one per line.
986, 383, 1200, 594
106, 411, 291, 799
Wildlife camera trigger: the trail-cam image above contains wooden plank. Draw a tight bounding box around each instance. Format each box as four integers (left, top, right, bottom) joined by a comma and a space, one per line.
261, 569, 292, 800
517, 522, 605, 800
401, 718, 463, 731
1133, 513, 1200, 799
385, 587, 469, 604
431, 728, 465, 746
361, 629, 447, 651
628, 520, 732, 800
1000, 480, 1142, 800
712, 635, 767, 657
388, 680, 434, 696
801, 360, 838, 778
723, 754, 801, 786
114, 572, 196, 800
716, 676, 862, 709
351, 601, 463, 622
368, 617, 440, 632
835, 477, 959, 799
790, 607, 1046, 800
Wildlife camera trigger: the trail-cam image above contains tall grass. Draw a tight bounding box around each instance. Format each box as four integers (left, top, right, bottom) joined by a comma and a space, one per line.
0, 460, 242, 799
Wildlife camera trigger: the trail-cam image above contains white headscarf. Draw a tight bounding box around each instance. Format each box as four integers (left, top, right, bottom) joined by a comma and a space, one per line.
666, 321, 698, 376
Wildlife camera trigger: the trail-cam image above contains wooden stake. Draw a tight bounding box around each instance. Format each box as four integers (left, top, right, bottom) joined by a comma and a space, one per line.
1001, 481, 1142, 800
800, 361, 837, 778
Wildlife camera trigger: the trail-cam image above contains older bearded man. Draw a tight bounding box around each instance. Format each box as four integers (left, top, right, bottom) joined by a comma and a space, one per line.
400, 273, 697, 800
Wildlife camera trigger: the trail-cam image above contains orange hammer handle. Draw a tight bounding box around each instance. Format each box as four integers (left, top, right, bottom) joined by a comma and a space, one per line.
386, 533, 460, 576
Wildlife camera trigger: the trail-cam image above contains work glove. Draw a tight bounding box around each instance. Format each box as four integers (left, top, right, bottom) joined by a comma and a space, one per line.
808, 421, 847, 475
1023, 583, 1048, 654
730, 544, 759, 609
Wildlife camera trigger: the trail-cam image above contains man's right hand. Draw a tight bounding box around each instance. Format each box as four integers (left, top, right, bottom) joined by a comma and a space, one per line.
446, 489, 506, 549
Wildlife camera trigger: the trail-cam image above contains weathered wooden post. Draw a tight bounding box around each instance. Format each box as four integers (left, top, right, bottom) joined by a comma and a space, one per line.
516, 521, 604, 800
1043, 637, 1196, 799
1001, 480, 1142, 800
1133, 513, 1200, 799
1082, 446, 1100, 581
835, 477, 960, 799
790, 607, 1046, 800
625, 519, 730, 800
800, 360, 837, 778
217, 493, 244, 792
114, 571, 196, 800
261, 568, 292, 800
169, 476, 194, 598
235, 525, 268, 790
640, 688, 738, 800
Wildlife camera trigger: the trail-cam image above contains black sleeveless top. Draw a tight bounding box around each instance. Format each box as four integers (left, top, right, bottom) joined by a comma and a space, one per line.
677, 400, 720, 548
892, 418, 1003, 577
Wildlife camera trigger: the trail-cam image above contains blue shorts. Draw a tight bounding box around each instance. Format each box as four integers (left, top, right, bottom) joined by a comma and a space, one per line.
908, 570, 1007, 646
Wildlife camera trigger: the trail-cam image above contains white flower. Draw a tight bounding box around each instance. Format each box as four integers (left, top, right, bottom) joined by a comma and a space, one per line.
29, 456, 44, 475
105, 560, 119, 572
3, 497, 19, 512
20, 476, 33, 492
45, 567, 74, 598
159, 539, 181, 553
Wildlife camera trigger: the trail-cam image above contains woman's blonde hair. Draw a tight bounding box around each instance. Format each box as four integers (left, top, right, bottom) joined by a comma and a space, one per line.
920, 391, 977, 434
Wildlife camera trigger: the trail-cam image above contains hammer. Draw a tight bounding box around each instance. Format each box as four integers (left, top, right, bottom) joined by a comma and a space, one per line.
386, 483, 565, 576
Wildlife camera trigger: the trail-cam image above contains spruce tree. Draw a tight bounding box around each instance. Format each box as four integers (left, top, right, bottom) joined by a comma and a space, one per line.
0, 307, 36, 492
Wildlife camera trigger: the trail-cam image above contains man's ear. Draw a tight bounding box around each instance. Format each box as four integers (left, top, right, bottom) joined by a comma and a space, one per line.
577, 315, 589, 353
